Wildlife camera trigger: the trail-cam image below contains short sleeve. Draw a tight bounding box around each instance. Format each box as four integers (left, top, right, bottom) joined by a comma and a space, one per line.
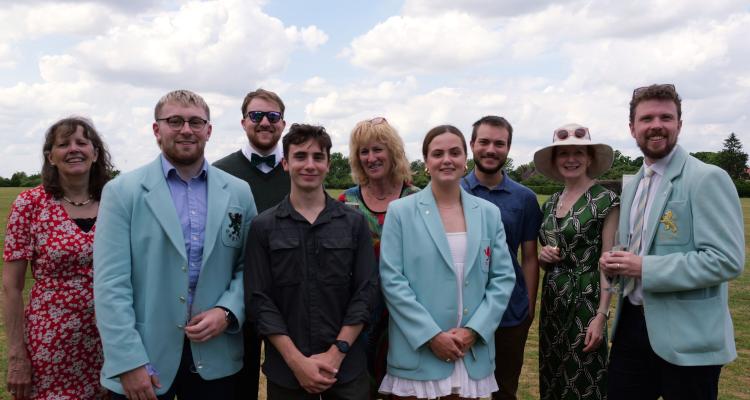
594, 187, 620, 219
3, 188, 40, 262
521, 190, 544, 242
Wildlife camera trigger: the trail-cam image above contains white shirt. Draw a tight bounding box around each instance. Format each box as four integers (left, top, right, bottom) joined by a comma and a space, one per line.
241, 142, 283, 174
628, 147, 677, 305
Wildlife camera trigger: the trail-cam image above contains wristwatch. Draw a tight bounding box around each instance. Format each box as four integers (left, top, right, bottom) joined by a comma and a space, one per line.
334, 340, 350, 354
216, 306, 235, 324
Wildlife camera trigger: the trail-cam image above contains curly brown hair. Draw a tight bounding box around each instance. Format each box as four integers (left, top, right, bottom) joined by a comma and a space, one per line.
629, 84, 682, 124
41, 117, 114, 200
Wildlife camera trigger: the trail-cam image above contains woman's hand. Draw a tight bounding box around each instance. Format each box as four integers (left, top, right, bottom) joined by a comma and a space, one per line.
448, 327, 477, 353
6, 351, 32, 399
539, 245, 562, 264
428, 332, 464, 362
583, 313, 606, 353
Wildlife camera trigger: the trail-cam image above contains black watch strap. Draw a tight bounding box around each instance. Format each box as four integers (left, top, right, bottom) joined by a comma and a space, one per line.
334, 340, 350, 354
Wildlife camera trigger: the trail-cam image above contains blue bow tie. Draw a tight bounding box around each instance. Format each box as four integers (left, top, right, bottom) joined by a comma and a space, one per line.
250, 153, 276, 168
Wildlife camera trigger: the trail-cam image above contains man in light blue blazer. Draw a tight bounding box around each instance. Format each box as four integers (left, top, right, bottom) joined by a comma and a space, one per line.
601, 84, 744, 400
379, 183, 516, 382
94, 90, 257, 399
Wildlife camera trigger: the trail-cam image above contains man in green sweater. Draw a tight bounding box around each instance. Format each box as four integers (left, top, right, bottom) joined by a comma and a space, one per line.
214, 88, 290, 399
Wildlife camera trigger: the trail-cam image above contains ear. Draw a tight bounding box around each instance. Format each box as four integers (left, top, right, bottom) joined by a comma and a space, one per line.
629, 122, 636, 139
206, 124, 212, 141
93, 146, 99, 163
281, 157, 289, 172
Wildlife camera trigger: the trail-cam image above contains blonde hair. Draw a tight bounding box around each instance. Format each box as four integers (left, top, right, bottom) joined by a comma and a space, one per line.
154, 90, 210, 120
348, 119, 412, 185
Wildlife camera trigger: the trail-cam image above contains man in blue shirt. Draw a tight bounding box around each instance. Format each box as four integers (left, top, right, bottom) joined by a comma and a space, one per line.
461, 115, 542, 400
95, 90, 257, 399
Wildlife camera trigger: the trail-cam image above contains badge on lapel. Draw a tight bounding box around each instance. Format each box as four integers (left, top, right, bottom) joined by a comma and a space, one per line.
482, 246, 491, 271
659, 210, 678, 235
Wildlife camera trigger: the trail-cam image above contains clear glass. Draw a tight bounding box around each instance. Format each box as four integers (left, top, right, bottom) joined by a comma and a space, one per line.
606, 230, 627, 293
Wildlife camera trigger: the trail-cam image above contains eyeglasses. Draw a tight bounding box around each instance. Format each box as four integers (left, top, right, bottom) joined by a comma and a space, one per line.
156, 116, 208, 131
554, 126, 590, 141
246, 111, 283, 124
369, 117, 387, 125
632, 83, 676, 98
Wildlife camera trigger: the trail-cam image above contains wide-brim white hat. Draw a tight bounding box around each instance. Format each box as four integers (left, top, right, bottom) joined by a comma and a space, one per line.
533, 123, 614, 182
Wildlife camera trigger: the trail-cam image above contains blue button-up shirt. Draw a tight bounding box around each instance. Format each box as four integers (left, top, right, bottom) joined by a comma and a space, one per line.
161, 155, 208, 316
462, 170, 543, 326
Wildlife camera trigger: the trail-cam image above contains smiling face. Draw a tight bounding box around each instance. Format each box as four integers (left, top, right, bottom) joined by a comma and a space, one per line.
242, 97, 285, 153
47, 125, 98, 180
470, 123, 510, 175
282, 138, 330, 193
358, 141, 391, 182
153, 101, 211, 169
425, 132, 467, 187
630, 99, 682, 164
554, 145, 591, 181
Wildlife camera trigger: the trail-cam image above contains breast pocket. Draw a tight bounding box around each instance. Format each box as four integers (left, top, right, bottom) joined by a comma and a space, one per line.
221, 207, 244, 248
480, 239, 491, 272
319, 236, 354, 285
269, 232, 302, 286
654, 201, 692, 246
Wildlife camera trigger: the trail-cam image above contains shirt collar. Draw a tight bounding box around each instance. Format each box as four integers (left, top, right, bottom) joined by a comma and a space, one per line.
241, 142, 283, 167
160, 154, 208, 180
275, 192, 344, 221
643, 146, 677, 177
465, 169, 509, 192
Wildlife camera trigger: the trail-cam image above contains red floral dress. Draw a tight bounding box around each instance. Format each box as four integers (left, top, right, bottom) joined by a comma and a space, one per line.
3, 186, 104, 399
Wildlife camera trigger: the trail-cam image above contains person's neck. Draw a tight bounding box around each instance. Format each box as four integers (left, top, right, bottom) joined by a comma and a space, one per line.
289, 186, 327, 223
167, 155, 204, 181
431, 182, 462, 208
474, 168, 503, 188
59, 174, 91, 201
250, 143, 276, 157
366, 177, 400, 195
562, 176, 594, 193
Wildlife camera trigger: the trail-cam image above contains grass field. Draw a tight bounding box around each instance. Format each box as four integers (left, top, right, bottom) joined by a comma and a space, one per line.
0, 187, 748, 399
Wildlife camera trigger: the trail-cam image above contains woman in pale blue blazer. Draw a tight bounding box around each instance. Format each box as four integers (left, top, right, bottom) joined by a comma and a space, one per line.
378, 125, 516, 400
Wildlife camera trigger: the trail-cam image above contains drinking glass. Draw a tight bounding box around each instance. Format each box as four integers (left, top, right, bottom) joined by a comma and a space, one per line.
606, 231, 628, 293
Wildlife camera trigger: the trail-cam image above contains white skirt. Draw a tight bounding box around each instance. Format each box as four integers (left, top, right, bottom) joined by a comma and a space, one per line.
378, 358, 498, 398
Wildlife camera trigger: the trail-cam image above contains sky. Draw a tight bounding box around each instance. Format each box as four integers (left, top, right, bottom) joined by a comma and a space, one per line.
1, 0, 749, 177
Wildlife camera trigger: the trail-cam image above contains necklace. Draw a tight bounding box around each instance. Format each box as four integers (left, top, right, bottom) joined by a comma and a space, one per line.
366, 184, 396, 201
63, 195, 92, 207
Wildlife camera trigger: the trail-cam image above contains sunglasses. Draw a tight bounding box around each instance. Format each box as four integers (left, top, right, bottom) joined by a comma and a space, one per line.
554, 127, 590, 141
632, 83, 676, 98
246, 111, 283, 124
369, 117, 387, 125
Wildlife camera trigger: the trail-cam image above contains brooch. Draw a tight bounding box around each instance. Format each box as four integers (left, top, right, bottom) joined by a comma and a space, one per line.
659, 210, 677, 234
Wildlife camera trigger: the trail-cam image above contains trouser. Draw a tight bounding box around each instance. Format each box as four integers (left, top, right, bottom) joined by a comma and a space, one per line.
232, 322, 262, 399
266, 372, 370, 400
608, 299, 722, 400
110, 337, 235, 400
491, 316, 532, 400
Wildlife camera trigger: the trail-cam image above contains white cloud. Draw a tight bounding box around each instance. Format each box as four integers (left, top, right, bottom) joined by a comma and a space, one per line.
285, 25, 329, 50
344, 12, 503, 74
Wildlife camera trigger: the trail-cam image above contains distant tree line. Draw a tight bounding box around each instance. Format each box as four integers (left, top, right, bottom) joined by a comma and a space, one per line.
3, 134, 748, 196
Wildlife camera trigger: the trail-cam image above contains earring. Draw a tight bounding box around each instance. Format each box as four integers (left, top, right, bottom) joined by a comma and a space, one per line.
464, 164, 469, 173
424, 167, 430, 176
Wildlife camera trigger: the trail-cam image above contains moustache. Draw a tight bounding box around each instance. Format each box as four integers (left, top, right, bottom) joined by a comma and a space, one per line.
255, 126, 276, 133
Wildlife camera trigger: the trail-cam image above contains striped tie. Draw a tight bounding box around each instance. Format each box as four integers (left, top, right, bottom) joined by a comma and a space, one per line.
623, 167, 654, 297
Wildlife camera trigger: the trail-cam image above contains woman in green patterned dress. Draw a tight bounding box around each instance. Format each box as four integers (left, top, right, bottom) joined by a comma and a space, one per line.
338, 117, 420, 398
533, 124, 620, 400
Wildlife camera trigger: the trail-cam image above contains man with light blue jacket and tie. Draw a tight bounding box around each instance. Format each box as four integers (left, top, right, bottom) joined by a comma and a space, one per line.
94, 90, 257, 400
600, 84, 744, 400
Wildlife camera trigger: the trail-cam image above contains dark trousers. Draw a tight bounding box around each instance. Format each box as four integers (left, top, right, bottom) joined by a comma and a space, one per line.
608, 299, 722, 400
233, 322, 262, 399
492, 316, 532, 400
110, 338, 235, 400
267, 372, 369, 400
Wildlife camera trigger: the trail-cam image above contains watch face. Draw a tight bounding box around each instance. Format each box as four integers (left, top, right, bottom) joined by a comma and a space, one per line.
335, 340, 350, 353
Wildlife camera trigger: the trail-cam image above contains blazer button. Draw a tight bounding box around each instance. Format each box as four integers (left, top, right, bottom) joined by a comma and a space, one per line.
179, 296, 186, 303
182, 265, 187, 272
177, 324, 184, 329
464, 281, 469, 287
463, 308, 469, 315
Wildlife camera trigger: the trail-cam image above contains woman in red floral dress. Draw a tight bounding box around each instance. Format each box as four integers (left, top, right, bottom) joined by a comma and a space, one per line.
2, 117, 113, 399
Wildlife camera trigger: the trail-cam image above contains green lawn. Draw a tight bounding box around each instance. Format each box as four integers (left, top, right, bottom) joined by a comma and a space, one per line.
0, 188, 747, 399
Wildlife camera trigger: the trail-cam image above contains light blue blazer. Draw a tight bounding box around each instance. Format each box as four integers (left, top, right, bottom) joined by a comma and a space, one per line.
93, 157, 257, 394
614, 145, 744, 366
379, 184, 516, 381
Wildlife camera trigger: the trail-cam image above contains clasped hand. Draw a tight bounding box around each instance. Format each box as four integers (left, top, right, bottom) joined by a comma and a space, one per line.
429, 328, 476, 362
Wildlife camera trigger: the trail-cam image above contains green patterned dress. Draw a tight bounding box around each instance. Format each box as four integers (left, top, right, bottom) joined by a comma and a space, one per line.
538, 184, 619, 400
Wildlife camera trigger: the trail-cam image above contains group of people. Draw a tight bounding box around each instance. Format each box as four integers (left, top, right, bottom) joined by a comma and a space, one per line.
2, 84, 743, 400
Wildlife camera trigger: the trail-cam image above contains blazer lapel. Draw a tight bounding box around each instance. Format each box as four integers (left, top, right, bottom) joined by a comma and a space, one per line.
643, 146, 687, 252
143, 157, 187, 260
202, 168, 230, 265
416, 185, 455, 270
461, 189, 481, 278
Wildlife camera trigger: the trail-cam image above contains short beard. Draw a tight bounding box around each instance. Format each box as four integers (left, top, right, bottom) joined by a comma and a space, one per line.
638, 138, 676, 161
474, 157, 505, 175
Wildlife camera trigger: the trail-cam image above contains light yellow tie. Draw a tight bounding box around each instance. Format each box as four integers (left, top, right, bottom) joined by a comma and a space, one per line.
623, 167, 654, 297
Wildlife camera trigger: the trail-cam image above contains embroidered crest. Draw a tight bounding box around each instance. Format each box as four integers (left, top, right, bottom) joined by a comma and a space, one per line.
660, 210, 677, 234
227, 212, 242, 241
483, 246, 491, 269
